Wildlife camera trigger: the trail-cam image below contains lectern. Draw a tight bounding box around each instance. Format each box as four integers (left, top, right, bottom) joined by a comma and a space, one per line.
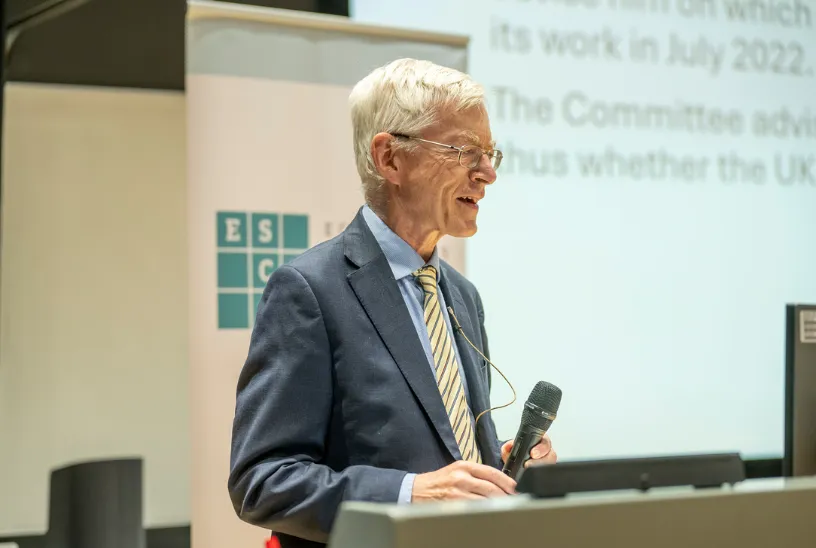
328, 476, 816, 548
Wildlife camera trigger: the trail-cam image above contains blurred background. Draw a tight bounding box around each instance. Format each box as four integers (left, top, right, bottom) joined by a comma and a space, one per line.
1, 0, 814, 547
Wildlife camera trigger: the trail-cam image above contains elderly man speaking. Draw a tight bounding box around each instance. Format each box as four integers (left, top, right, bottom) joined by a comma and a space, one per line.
228, 58, 557, 548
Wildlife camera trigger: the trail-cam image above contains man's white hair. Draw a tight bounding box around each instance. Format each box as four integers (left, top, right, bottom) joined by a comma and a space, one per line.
349, 58, 485, 212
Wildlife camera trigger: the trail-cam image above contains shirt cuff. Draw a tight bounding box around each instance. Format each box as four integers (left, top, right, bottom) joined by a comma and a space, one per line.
398, 473, 416, 504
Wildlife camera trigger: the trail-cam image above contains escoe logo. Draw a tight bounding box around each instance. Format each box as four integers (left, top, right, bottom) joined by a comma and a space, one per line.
216, 211, 309, 329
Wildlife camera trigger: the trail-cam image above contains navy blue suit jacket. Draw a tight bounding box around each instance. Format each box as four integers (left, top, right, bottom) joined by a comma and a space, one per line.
228, 208, 502, 547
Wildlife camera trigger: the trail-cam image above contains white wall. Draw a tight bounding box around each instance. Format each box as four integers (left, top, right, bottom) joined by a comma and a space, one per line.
0, 83, 188, 535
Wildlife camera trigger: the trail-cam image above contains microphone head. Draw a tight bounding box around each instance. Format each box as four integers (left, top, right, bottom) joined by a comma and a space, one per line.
521, 381, 562, 430
528, 380, 562, 412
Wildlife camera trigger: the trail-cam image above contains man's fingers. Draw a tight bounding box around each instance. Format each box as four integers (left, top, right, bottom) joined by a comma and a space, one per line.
530, 444, 549, 459
468, 463, 517, 494
531, 435, 552, 459
463, 477, 508, 498
457, 490, 487, 500
525, 449, 558, 467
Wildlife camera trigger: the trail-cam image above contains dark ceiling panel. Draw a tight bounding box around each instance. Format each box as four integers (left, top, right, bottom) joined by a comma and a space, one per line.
4, 0, 349, 90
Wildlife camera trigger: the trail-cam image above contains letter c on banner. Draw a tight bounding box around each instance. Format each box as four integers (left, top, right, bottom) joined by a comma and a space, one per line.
258, 258, 276, 283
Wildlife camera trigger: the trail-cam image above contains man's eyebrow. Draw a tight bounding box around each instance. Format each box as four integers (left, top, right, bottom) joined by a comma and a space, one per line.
461, 130, 495, 149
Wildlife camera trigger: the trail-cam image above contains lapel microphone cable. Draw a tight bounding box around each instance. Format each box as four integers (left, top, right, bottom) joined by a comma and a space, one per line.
447, 305, 563, 480
447, 306, 517, 428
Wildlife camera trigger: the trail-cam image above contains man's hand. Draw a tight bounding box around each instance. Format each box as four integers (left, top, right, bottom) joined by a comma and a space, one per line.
411, 461, 517, 502
500, 433, 557, 467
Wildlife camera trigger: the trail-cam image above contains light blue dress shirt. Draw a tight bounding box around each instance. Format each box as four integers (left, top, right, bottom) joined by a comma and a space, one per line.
361, 205, 473, 504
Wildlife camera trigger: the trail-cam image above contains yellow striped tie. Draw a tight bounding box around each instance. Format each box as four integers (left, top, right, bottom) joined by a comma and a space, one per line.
413, 265, 481, 463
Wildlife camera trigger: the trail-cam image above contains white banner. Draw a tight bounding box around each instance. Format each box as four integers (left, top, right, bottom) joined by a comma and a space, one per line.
185, 2, 469, 546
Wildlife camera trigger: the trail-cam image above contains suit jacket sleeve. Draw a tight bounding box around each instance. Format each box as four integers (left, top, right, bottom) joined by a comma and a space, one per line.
228, 265, 407, 543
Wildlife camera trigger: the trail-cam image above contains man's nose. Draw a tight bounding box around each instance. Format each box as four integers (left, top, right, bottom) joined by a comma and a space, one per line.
471, 153, 497, 185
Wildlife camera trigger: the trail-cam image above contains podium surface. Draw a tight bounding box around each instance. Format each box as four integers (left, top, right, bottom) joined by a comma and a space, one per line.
329, 476, 816, 548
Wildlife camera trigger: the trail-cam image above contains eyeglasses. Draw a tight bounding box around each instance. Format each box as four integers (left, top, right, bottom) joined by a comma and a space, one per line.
392, 133, 503, 171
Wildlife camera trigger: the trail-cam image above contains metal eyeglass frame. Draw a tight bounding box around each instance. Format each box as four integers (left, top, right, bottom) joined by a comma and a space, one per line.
391, 133, 503, 171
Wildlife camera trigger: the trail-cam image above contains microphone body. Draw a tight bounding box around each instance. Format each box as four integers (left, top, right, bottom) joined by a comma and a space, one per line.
502, 382, 562, 481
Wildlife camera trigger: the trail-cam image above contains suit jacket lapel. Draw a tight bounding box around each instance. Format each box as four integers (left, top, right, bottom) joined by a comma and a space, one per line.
440, 272, 502, 469
344, 210, 461, 461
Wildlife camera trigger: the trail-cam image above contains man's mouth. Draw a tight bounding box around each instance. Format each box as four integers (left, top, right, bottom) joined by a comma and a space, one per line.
457, 196, 480, 208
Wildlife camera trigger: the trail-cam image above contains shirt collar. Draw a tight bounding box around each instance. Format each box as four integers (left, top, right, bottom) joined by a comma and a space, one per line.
361, 205, 440, 281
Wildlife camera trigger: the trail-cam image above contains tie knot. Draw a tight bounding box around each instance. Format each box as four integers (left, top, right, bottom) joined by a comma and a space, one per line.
412, 265, 438, 293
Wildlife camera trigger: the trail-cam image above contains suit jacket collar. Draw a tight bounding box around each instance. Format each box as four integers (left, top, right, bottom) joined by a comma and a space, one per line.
344, 208, 463, 461
344, 207, 500, 467
342, 207, 382, 269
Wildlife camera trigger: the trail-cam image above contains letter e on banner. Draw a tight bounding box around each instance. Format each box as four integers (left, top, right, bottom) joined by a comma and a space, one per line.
225, 218, 242, 243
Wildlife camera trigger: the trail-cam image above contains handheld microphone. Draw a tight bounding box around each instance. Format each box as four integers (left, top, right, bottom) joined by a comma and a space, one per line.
501, 381, 562, 481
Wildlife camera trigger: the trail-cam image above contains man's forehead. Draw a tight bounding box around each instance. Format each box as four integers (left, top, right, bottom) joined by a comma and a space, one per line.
427, 109, 495, 148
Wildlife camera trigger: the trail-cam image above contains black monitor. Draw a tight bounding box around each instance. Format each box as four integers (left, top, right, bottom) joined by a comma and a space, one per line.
517, 453, 746, 498
783, 304, 816, 477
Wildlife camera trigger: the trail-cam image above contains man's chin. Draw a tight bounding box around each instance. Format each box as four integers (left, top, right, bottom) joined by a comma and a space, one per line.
448, 223, 478, 239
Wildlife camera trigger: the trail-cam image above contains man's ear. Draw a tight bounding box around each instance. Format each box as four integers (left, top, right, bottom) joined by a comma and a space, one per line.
370, 132, 403, 186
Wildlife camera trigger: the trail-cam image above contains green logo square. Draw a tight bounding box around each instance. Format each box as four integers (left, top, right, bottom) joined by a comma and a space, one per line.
218, 252, 249, 288
253, 253, 278, 288
216, 210, 309, 330
218, 293, 250, 329
217, 212, 247, 247
283, 215, 309, 249
252, 213, 279, 248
